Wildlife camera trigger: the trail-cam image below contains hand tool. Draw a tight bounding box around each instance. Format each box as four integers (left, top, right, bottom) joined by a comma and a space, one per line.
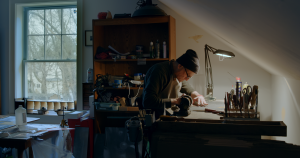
242, 86, 252, 118
240, 97, 243, 117
226, 92, 230, 117
255, 88, 259, 118
173, 95, 193, 117
225, 94, 227, 117
251, 85, 258, 109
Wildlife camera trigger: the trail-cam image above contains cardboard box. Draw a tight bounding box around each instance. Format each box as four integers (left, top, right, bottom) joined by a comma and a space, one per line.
119, 106, 128, 111
127, 107, 139, 111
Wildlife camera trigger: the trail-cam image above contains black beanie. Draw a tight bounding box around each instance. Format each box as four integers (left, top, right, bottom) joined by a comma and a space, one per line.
176, 49, 200, 74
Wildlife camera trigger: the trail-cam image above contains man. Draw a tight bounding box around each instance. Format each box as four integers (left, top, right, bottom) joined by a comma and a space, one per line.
142, 49, 208, 117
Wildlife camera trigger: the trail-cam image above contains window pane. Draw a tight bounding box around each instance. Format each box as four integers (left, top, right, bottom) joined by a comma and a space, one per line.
62, 8, 77, 34
26, 62, 77, 101
45, 35, 61, 60
28, 36, 44, 60
28, 10, 44, 35
45, 9, 62, 34
62, 35, 77, 59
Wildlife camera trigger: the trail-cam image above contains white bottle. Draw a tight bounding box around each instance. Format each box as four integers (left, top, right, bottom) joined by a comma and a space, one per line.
163, 41, 167, 58
15, 105, 27, 129
87, 68, 93, 83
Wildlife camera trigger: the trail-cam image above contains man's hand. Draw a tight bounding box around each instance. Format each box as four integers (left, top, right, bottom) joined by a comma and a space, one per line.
193, 95, 208, 107
190, 91, 208, 107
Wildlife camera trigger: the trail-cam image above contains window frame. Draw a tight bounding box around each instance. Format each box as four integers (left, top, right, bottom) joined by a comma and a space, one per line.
23, 6, 77, 100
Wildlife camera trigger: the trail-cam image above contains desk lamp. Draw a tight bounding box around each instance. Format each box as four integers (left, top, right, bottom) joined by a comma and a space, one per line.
204, 44, 235, 100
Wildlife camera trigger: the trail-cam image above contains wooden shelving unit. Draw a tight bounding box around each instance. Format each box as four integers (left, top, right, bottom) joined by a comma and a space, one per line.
92, 15, 176, 99
92, 16, 176, 133
104, 87, 143, 90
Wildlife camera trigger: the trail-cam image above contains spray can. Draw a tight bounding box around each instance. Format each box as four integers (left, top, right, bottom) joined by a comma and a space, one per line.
87, 68, 93, 83
235, 77, 242, 109
155, 40, 160, 58
163, 41, 167, 58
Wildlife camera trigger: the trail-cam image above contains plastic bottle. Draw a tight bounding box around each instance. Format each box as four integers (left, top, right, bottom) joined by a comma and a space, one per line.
149, 41, 154, 58
243, 82, 249, 90
15, 105, 27, 129
155, 40, 160, 58
87, 68, 93, 83
163, 41, 167, 58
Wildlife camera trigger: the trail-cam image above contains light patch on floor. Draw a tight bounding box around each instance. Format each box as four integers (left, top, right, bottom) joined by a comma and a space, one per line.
188, 35, 203, 43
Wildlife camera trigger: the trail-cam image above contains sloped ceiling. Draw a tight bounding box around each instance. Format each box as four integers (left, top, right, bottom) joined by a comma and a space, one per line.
160, 0, 300, 80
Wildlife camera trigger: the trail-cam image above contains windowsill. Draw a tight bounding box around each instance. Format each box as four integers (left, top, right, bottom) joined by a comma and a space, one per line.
28, 110, 73, 116
9, 110, 87, 124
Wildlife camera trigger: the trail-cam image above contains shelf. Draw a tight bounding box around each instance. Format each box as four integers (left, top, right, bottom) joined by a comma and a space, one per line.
95, 110, 139, 114
104, 87, 143, 90
94, 58, 169, 62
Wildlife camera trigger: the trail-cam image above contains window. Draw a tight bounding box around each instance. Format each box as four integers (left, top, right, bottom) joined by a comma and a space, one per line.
24, 6, 77, 101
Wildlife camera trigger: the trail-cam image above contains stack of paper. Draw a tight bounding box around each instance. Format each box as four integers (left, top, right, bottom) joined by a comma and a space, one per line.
108, 45, 130, 56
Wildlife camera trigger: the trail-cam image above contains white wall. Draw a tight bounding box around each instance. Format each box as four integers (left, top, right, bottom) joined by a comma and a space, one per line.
82, 0, 272, 122
271, 76, 300, 145
82, 0, 136, 82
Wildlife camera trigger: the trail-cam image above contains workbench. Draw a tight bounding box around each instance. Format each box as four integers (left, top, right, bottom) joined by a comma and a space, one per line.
150, 100, 300, 158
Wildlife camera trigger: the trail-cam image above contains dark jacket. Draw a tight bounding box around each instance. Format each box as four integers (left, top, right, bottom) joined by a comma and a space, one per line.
142, 60, 195, 110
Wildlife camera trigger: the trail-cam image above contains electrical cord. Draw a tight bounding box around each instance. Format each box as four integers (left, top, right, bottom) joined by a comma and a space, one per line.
128, 82, 142, 99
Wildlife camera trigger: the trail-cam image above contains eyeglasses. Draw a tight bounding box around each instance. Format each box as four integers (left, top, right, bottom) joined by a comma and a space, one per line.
185, 68, 192, 79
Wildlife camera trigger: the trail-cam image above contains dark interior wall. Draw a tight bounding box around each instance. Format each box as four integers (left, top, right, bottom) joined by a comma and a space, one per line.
0, 0, 9, 115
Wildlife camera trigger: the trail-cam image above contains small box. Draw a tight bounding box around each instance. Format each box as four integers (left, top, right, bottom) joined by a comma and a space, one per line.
98, 103, 120, 111
127, 107, 139, 111
98, 107, 113, 111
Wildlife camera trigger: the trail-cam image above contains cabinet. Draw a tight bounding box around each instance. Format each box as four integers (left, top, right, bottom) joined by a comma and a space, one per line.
82, 83, 93, 110
92, 16, 176, 133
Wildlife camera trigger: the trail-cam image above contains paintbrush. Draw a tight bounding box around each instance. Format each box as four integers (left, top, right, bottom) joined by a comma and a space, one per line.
226, 92, 230, 117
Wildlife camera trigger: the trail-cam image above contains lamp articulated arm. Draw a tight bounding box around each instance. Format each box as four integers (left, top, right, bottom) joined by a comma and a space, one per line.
204, 44, 235, 98
205, 44, 215, 96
